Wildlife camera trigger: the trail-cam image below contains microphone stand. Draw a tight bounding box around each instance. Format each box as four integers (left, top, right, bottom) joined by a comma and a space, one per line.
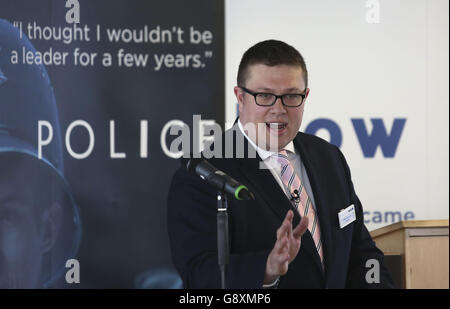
217, 191, 229, 289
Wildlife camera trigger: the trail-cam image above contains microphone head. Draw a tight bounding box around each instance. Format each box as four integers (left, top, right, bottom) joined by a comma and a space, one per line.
239, 189, 255, 201
235, 185, 255, 201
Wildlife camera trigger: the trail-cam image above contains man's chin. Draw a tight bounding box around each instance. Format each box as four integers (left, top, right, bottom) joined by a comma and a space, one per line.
258, 138, 289, 152
267, 134, 290, 151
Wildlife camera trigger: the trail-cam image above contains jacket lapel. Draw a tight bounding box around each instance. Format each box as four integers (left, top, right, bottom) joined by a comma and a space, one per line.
294, 134, 333, 278
238, 155, 293, 221
233, 137, 293, 222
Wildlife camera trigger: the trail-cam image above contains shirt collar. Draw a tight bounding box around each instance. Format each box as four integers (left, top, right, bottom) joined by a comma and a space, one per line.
237, 119, 296, 160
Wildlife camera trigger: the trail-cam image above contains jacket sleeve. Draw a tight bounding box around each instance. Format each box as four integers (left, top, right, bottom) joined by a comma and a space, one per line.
167, 167, 269, 289
336, 148, 395, 289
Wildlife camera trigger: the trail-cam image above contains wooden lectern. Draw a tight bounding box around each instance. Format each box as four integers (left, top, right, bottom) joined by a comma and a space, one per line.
370, 220, 449, 289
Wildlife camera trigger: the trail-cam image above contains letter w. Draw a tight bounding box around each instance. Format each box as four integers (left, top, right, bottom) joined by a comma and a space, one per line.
352, 118, 406, 158
106, 28, 121, 42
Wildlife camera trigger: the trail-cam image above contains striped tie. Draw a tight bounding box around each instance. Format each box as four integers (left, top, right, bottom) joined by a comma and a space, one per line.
272, 150, 323, 263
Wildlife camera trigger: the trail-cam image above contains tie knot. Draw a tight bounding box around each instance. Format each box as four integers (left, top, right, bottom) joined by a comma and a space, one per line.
278, 150, 289, 158
269, 150, 290, 170
271, 150, 289, 162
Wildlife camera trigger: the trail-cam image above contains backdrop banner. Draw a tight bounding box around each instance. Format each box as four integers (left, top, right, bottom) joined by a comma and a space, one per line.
0, 0, 224, 288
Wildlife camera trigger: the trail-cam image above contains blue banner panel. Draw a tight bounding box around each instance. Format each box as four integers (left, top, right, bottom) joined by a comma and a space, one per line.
0, 0, 224, 288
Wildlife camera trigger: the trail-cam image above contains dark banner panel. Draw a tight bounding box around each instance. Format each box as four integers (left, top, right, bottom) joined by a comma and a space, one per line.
0, 0, 224, 288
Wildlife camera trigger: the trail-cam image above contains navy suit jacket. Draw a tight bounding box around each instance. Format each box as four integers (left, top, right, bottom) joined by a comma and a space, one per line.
167, 126, 393, 288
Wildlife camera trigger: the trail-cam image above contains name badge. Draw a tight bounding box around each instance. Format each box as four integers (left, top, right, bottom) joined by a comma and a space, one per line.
338, 204, 356, 229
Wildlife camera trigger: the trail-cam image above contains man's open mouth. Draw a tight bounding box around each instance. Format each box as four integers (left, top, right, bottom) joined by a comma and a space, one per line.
266, 122, 287, 130
265, 122, 288, 136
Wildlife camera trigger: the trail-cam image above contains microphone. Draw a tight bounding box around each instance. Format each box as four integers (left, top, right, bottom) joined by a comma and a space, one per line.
290, 189, 300, 202
181, 158, 255, 201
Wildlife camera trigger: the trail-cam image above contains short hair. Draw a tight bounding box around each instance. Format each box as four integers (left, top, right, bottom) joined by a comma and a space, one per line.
237, 40, 308, 88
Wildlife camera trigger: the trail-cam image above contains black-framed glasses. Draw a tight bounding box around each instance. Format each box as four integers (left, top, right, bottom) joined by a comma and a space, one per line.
239, 86, 307, 107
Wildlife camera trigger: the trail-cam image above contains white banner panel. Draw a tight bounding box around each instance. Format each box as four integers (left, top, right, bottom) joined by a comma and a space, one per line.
225, 0, 449, 230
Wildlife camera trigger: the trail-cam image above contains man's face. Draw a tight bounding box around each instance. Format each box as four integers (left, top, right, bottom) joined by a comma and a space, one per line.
235, 64, 309, 151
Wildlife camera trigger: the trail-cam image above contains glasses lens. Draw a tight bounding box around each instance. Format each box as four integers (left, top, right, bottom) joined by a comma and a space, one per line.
283, 94, 303, 107
255, 93, 276, 106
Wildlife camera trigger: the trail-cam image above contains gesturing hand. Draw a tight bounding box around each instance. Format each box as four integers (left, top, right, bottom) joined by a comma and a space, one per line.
264, 210, 309, 284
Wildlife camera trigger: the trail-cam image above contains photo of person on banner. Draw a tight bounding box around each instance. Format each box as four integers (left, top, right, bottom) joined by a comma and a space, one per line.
0, 19, 81, 289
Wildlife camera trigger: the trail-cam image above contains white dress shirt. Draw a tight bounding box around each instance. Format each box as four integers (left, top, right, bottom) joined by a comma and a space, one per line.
237, 120, 317, 210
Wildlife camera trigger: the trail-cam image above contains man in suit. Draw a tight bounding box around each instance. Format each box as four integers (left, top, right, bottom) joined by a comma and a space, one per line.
167, 40, 393, 288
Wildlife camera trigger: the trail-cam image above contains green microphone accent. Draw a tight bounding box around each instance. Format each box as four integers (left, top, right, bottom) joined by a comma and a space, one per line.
234, 185, 248, 200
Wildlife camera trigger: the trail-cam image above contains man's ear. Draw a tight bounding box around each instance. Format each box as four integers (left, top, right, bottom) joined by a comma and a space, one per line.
40, 201, 62, 253
303, 88, 310, 107
234, 86, 245, 113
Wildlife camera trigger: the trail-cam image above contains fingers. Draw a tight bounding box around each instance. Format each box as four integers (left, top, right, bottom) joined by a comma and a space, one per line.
266, 250, 289, 278
275, 211, 294, 260
293, 216, 309, 240
268, 233, 290, 270
285, 209, 294, 224
266, 211, 299, 278
274, 233, 288, 254
276, 210, 294, 240
272, 236, 290, 265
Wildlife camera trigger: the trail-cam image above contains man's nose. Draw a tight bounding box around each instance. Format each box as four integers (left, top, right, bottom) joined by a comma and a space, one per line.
270, 97, 286, 114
